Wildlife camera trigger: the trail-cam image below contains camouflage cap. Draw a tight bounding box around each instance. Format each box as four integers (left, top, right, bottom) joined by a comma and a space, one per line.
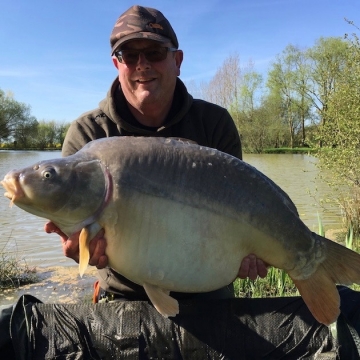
110, 5, 179, 55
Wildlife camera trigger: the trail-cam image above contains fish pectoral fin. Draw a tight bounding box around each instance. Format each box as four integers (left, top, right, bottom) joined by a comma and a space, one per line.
78, 228, 90, 277
78, 222, 102, 277
143, 283, 179, 318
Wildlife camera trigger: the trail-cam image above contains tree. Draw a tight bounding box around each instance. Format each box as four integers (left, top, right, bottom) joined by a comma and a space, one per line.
231, 69, 266, 152
33, 121, 70, 149
260, 93, 289, 149
287, 45, 313, 146
316, 35, 360, 186
238, 69, 263, 116
306, 37, 349, 129
0, 90, 34, 141
315, 32, 360, 233
203, 53, 242, 109
56, 122, 70, 147
13, 115, 38, 148
267, 50, 304, 148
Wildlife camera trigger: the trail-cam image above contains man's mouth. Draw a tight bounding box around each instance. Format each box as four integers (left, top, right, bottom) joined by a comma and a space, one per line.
136, 78, 155, 84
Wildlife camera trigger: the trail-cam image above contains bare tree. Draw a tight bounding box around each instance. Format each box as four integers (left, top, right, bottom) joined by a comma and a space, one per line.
203, 53, 242, 109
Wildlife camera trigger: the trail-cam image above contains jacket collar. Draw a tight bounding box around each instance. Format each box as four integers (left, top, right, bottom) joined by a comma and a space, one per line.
99, 77, 193, 135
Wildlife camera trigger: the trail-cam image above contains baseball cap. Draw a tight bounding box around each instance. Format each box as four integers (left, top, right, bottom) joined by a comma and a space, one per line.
110, 5, 179, 55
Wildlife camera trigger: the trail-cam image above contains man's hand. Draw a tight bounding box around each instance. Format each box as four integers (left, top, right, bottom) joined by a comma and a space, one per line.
44, 221, 108, 269
238, 254, 268, 280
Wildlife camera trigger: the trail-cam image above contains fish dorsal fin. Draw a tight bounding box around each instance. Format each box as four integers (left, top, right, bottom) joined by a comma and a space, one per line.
78, 222, 102, 277
143, 283, 179, 318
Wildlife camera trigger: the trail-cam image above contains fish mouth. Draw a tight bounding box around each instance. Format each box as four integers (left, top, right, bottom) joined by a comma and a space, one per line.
1, 175, 24, 206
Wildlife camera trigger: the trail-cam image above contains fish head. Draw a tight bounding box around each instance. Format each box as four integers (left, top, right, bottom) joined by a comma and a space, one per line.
1, 156, 111, 235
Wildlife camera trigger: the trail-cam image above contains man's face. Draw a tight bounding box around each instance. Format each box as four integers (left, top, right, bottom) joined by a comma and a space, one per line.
112, 39, 183, 112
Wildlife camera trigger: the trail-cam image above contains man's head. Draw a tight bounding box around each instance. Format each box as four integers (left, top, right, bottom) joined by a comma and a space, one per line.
110, 5, 179, 56
110, 6, 183, 127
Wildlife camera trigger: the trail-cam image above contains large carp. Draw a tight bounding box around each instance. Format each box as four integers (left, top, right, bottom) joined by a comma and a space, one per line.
2, 136, 360, 325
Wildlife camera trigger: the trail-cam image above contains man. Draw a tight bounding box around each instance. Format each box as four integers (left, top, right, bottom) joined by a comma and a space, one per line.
45, 5, 267, 302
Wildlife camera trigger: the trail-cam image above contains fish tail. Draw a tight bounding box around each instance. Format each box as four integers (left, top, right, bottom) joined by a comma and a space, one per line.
292, 234, 360, 325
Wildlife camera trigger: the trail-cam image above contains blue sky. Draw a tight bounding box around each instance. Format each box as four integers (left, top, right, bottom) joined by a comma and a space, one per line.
0, 0, 359, 123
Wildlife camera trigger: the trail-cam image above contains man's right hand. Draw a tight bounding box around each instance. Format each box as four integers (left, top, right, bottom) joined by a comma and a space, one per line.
44, 221, 108, 269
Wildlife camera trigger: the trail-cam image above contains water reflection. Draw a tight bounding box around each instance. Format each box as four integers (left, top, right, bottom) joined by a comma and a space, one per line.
0, 151, 342, 268
244, 153, 342, 232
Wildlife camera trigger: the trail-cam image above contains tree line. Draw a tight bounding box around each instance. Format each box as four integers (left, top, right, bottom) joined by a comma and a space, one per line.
0, 33, 355, 153
189, 34, 354, 154
0, 90, 68, 149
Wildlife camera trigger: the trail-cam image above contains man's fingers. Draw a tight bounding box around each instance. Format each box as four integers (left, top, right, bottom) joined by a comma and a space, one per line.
238, 254, 257, 280
238, 254, 268, 280
44, 221, 67, 239
61, 238, 79, 262
256, 259, 269, 278
45, 221, 108, 267
88, 229, 108, 268
96, 255, 109, 269
89, 237, 107, 267
246, 254, 258, 281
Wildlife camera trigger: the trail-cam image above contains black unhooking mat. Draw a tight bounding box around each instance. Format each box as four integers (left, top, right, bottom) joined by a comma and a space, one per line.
3, 289, 360, 359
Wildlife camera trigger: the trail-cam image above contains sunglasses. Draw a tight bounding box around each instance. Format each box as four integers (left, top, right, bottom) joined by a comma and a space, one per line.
115, 47, 177, 65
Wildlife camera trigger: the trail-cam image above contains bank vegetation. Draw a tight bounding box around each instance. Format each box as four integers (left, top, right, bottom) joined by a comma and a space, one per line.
0, 239, 38, 289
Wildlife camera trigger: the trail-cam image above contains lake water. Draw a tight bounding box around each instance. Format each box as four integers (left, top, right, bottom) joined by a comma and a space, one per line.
0, 150, 342, 268
0, 150, 74, 268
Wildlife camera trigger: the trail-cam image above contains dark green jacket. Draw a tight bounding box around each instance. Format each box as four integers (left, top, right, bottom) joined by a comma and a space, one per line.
62, 77, 242, 159
62, 77, 242, 300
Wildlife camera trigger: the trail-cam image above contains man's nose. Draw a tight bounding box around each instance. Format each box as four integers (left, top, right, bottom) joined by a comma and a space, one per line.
136, 52, 151, 69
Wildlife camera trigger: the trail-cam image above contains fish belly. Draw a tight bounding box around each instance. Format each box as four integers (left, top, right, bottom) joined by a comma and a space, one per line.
102, 192, 279, 293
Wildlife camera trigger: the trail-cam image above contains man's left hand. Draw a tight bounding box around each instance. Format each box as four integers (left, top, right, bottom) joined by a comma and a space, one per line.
238, 254, 268, 280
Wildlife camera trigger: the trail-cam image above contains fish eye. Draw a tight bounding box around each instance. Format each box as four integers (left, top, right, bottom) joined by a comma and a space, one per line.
41, 167, 55, 179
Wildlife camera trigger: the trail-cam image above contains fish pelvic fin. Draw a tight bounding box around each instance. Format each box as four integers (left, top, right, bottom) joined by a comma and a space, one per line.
78, 222, 102, 277
293, 234, 360, 325
143, 283, 179, 318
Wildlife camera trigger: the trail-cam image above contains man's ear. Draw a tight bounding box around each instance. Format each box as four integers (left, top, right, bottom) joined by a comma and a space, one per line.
175, 50, 183, 76
112, 56, 119, 69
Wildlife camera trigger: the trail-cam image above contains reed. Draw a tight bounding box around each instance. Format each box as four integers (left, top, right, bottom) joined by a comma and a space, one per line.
0, 238, 38, 289
234, 267, 299, 298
